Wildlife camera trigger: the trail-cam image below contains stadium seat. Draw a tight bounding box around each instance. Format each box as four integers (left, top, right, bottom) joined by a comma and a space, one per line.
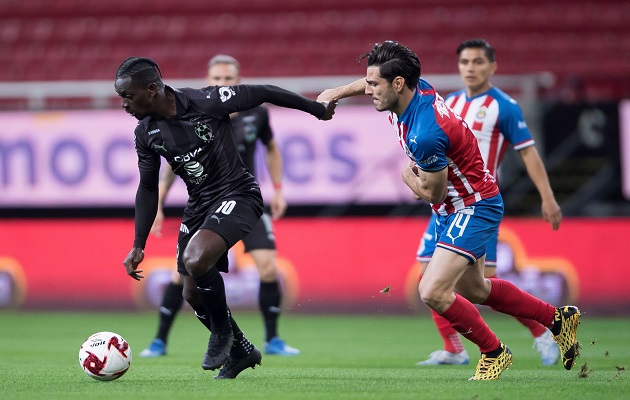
0, 0, 627, 99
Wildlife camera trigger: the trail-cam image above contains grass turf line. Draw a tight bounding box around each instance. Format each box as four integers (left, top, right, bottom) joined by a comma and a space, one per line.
0, 311, 628, 399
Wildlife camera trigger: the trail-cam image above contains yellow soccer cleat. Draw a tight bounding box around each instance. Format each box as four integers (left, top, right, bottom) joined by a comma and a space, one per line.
469, 342, 513, 381
552, 306, 581, 370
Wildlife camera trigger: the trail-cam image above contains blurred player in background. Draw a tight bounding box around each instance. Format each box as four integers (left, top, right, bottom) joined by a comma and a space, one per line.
318, 41, 580, 381
414, 38, 562, 366
139, 55, 300, 360
117, 57, 334, 378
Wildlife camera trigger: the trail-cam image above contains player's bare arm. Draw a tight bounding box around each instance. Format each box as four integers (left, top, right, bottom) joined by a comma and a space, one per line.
518, 146, 563, 230
402, 161, 448, 204
317, 78, 366, 102
265, 139, 287, 220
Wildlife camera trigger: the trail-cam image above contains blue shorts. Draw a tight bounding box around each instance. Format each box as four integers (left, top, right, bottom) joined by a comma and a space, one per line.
416, 195, 503, 266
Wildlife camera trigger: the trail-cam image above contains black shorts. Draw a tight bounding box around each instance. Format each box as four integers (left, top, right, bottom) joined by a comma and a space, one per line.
176, 189, 263, 275
242, 212, 276, 252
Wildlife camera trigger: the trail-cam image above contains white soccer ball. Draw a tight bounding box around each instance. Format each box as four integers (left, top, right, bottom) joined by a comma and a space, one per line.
79, 331, 132, 381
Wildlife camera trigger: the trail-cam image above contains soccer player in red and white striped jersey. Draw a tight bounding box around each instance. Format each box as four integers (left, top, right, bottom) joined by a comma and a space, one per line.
415, 39, 563, 367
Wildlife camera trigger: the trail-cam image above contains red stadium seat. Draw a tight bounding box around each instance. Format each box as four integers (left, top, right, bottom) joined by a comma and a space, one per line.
0, 0, 627, 99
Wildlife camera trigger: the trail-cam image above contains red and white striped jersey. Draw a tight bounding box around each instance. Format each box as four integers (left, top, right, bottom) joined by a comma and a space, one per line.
445, 87, 534, 178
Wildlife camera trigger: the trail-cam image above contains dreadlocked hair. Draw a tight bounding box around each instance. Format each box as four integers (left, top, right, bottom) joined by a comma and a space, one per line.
115, 57, 164, 87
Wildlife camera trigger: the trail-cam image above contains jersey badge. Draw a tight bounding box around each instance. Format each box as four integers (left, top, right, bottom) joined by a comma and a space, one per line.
194, 122, 214, 142
476, 106, 487, 120
218, 87, 236, 102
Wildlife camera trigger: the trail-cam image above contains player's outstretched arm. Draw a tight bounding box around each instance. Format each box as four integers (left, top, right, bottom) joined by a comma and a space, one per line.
317, 78, 366, 102
235, 84, 336, 120
518, 146, 563, 230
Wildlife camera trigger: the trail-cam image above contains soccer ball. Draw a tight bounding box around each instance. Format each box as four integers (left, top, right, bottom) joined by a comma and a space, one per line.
79, 331, 132, 381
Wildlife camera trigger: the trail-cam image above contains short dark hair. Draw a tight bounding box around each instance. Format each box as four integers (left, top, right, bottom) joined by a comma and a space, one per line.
456, 39, 496, 62
359, 41, 421, 90
115, 57, 164, 87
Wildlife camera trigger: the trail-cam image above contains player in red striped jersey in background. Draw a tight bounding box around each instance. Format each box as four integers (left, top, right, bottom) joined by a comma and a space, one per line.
415, 38, 563, 366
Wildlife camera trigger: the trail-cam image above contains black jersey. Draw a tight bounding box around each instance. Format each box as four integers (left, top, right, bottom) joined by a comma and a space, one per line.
231, 106, 272, 176
132, 84, 325, 248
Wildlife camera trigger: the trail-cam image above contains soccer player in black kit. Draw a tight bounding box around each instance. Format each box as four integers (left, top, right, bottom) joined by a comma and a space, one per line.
116, 56, 336, 379
140, 55, 300, 359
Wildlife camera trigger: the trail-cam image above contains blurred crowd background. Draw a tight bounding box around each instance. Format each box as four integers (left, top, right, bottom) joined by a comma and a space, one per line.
1, 0, 629, 218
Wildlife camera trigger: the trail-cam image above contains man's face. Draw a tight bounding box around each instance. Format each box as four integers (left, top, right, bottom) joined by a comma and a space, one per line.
114, 76, 155, 120
457, 48, 496, 94
207, 63, 240, 86
365, 65, 399, 112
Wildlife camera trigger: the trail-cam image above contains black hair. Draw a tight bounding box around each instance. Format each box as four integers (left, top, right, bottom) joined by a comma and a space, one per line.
456, 38, 496, 62
359, 41, 421, 90
115, 57, 164, 87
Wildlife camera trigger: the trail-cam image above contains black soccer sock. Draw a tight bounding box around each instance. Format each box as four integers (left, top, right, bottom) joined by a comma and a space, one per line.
227, 307, 254, 357
192, 267, 231, 335
259, 280, 282, 342
156, 282, 184, 343
189, 302, 213, 332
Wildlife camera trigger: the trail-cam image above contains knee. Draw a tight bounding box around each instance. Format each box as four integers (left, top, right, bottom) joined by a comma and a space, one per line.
418, 282, 447, 310
257, 260, 277, 282
182, 249, 206, 277
251, 250, 278, 282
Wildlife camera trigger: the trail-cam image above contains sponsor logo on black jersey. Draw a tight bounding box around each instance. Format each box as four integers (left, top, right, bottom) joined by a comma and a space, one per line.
183, 161, 207, 185
210, 215, 224, 224
184, 161, 204, 177
174, 148, 203, 162
153, 142, 167, 152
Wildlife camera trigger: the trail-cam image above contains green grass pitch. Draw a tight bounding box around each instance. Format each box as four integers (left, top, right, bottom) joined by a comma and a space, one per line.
0, 311, 628, 399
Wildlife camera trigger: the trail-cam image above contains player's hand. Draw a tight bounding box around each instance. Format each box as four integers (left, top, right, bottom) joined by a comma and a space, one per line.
317, 89, 339, 103
319, 101, 337, 120
541, 198, 562, 230
122, 247, 145, 281
150, 209, 165, 237
270, 190, 287, 220
402, 160, 420, 181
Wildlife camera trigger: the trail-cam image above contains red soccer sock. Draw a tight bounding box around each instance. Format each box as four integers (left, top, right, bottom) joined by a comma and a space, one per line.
515, 316, 548, 337
430, 308, 464, 353
482, 278, 555, 328
439, 294, 500, 353
484, 274, 549, 337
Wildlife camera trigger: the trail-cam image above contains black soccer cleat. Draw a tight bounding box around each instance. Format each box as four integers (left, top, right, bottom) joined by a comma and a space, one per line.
201, 333, 234, 370
214, 347, 262, 379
